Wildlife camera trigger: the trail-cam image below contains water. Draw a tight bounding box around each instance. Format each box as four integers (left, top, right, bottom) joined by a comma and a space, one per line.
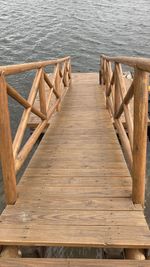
0, 0, 150, 71
0, 0, 150, 258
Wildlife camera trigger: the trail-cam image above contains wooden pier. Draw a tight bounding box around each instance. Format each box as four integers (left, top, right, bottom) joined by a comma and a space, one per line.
0, 55, 150, 265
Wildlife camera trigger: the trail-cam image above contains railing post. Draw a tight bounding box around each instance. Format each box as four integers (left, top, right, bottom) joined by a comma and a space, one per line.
63, 62, 69, 88
132, 68, 148, 206
114, 63, 121, 115
99, 57, 103, 85
39, 69, 47, 116
68, 60, 72, 87
0, 72, 17, 204
55, 64, 61, 111
103, 58, 107, 85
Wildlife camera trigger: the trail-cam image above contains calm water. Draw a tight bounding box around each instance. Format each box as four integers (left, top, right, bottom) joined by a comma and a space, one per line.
0, 0, 150, 258
0, 0, 150, 71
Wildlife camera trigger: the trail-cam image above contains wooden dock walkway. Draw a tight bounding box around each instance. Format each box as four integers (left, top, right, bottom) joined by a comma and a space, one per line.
0, 72, 150, 249
0, 55, 150, 263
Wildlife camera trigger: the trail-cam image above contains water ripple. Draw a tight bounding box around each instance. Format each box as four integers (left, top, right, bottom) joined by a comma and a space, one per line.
0, 0, 149, 70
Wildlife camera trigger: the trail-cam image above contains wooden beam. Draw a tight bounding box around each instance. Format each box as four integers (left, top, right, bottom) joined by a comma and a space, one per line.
114, 119, 132, 172
125, 249, 145, 260
102, 55, 150, 73
15, 98, 60, 173
7, 83, 46, 120
0, 72, 17, 204
115, 82, 134, 119
15, 120, 47, 173
0, 246, 21, 258
68, 60, 72, 82
44, 72, 60, 99
114, 64, 121, 115
106, 71, 115, 97
13, 68, 42, 159
0, 57, 70, 76
39, 69, 47, 115
132, 68, 148, 206
115, 64, 133, 150
63, 62, 69, 87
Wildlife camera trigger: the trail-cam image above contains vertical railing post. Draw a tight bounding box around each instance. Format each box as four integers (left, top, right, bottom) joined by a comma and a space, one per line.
132, 68, 148, 206
55, 64, 61, 111
68, 59, 72, 87
55, 64, 60, 94
39, 68, 47, 116
63, 62, 69, 88
114, 63, 121, 116
99, 57, 103, 85
105, 60, 109, 93
0, 72, 17, 204
103, 58, 107, 85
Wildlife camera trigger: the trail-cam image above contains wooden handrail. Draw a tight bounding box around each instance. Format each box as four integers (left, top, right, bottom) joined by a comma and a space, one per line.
100, 54, 149, 206
102, 55, 150, 72
0, 56, 70, 75
0, 56, 72, 204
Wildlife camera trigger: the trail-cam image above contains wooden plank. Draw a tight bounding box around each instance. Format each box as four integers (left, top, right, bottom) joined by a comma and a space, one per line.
17, 186, 131, 198
0, 225, 149, 248
25, 168, 130, 177
20, 176, 132, 187
0, 259, 150, 267
1, 210, 146, 227
14, 198, 142, 211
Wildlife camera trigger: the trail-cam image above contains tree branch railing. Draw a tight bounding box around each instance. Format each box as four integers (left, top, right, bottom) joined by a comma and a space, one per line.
100, 54, 149, 207
0, 56, 71, 205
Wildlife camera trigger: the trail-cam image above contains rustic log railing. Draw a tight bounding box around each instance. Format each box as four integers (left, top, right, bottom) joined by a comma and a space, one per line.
0, 56, 71, 205
100, 55, 150, 206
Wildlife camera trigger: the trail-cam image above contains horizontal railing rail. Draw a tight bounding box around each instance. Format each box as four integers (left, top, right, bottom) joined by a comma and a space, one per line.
0, 56, 70, 75
101, 55, 150, 72
100, 54, 150, 206
0, 56, 72, 205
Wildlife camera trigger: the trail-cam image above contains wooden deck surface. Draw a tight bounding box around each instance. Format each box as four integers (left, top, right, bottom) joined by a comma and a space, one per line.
27, 75, 150, 130
0, 73, 149, 248
0, 259, 150, 267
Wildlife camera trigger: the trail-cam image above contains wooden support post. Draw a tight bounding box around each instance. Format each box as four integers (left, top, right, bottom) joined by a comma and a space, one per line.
0, 246, 21, 257
105, 61, 109, 95
114, 63, 121, 115
63, 63, 69, 88
68, 60, 72, 87
55, 64, 60, 94
99, 57, 103, 85
103, 59, 106, 85
125, 249, 145, 260
39, 69, 47, 116
55, 65, 61, 111
0, 72, 17, 204
105, 61, 110, 109
132, 68, 148, 206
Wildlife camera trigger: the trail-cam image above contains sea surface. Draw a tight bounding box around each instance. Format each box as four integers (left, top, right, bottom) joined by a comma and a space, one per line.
0, 0, 150, 258
0, 0, 150, 70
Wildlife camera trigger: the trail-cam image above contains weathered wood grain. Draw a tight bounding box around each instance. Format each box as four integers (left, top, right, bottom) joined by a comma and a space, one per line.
0, 259, 150, 267
0, 72, 149, 249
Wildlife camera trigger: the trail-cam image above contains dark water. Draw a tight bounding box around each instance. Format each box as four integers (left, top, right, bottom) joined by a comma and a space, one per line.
0, 0, 150, 258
